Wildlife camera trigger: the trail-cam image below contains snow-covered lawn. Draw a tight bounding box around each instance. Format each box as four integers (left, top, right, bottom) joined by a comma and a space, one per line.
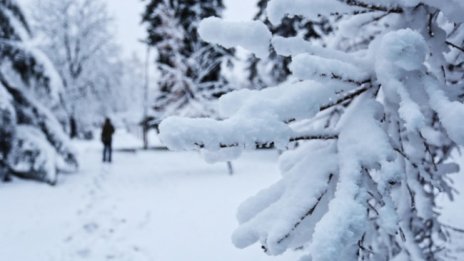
0, 132, 299, 261
0, 131, 463, 260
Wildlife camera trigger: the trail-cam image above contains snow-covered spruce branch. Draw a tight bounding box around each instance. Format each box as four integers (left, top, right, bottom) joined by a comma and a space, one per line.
160, 1, 464, 260
159, 82, 369, 154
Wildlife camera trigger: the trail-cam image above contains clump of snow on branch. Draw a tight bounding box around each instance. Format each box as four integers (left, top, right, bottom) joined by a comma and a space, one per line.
199, 17, 271, 59
159, 79, 345, 157
266, 0, 358, 25
377, 29, 428, 72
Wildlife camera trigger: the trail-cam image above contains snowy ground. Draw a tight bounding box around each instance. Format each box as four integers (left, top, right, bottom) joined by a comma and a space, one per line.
0, 130, 463, 261
0, 131, 299, 261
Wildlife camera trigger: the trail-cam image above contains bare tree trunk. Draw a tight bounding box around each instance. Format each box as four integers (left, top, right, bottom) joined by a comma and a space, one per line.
227, 161, 234, 175
142, 45, 151, 150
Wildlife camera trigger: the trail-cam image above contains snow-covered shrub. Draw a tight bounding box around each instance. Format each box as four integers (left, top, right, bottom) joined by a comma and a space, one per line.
8, 125, 58, 184
0, 0, 78, 184
9, 83, 78, 173
160, 0, 464, 260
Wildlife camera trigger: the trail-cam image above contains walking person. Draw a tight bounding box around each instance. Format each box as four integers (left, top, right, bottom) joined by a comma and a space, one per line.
101, 118, 115, 163
69, 116, 77, 139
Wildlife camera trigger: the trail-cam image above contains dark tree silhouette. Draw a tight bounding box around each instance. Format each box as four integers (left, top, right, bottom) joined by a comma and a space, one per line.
142, 0, 233, 122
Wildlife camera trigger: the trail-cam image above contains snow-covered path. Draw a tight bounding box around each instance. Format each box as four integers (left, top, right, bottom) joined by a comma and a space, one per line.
1, 132, 464, 260
0, 136, 299, 261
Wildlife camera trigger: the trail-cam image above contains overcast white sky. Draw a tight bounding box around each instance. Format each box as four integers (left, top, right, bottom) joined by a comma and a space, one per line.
19, 0, 257, 58
18, 0, 257, 58
103, 0, 146, 58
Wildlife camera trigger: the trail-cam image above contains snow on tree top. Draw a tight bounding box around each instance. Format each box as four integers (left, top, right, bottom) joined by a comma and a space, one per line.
199, 17, 272, 59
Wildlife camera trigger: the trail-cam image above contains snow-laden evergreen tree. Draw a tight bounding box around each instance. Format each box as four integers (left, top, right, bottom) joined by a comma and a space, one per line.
142, 0, 233, 121
247, 0, 332, 89
159, 0, 464, 260
0, 0, 77, 184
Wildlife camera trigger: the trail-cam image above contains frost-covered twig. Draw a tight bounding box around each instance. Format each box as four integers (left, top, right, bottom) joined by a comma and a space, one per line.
344, 0, 403, 13
446, 41, 464, 53
289, 134, 338, 142
442, 223, 464, 233
320, 84, 371, 111
393, 147, 419, 169
192, 133, 339, 149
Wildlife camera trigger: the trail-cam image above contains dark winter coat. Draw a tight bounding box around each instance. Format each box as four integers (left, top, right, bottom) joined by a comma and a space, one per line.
101, 120, 115, 145
70, 117, 77, 139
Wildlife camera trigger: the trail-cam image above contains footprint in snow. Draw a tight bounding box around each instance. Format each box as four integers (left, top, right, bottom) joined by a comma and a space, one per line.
83, 222, 99, 233
76, 248, 91, 258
